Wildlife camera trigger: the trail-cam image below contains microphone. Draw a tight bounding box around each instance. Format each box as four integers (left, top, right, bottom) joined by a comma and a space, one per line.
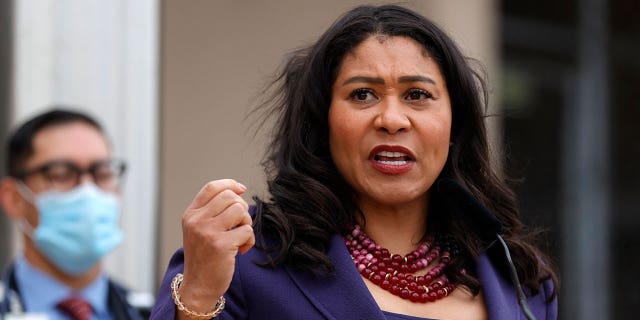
435, 178, 536, 320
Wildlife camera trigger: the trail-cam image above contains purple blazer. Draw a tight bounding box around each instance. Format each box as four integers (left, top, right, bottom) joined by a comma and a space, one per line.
151, 234, 557, 319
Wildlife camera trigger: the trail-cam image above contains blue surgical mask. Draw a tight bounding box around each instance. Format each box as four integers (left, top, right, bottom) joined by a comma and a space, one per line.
18, 183, 123, 275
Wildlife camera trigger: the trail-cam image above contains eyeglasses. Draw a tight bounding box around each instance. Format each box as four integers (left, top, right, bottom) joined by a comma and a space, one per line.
14, 159, 127, 192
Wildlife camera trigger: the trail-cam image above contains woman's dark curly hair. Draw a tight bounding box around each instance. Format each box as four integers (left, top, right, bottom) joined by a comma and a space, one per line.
253, 4, 558, 299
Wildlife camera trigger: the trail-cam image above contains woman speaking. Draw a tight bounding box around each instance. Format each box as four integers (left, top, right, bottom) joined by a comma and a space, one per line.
151, 5, 558, 320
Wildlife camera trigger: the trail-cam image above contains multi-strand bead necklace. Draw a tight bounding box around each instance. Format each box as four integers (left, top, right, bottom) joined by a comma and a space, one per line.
344, 224, 460, 303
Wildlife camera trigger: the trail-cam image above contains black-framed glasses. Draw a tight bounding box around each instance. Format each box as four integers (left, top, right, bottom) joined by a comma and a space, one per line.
13, 159, 127, 192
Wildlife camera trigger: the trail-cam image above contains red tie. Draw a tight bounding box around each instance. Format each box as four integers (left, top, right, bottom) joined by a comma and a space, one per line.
56, 296, 93, 320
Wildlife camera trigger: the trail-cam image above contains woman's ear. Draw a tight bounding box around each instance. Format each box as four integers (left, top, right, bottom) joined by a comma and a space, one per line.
0, 177, 29, 220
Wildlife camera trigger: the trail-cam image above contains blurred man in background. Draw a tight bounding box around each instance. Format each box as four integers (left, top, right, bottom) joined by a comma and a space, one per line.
0, 109, 143, 319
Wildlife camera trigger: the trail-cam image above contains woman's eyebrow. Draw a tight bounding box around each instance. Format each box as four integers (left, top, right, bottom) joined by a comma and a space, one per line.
398, 75, 436, 85
342, 75, 436, 85
342, 76, 385, 85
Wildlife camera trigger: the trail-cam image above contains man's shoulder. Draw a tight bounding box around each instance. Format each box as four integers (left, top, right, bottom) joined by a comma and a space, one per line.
106, 277, 154, 319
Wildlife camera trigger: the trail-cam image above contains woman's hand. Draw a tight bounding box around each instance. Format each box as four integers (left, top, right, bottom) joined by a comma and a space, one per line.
178, 179, 255, 314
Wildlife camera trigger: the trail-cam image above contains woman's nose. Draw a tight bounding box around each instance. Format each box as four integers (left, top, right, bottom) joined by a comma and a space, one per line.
374, 99, 411, 134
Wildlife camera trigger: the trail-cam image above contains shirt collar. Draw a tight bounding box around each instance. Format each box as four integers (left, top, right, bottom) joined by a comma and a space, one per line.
14, 256, 110, 317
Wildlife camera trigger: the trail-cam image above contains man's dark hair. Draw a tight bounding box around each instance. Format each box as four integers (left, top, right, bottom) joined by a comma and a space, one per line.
6, 108, 104, 176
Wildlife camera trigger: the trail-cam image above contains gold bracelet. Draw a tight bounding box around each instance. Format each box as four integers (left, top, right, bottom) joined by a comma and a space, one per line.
171, 273, 225, 319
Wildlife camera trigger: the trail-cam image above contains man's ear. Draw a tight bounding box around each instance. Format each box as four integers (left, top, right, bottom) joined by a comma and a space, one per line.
0, 177, 29, 220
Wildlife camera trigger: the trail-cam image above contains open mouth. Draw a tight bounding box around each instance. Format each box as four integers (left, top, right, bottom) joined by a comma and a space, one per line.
368, 145, 415, 175
373, 151, 413, 165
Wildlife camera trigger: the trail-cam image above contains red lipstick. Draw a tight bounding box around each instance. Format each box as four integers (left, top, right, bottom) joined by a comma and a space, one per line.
368, 145, 415, 175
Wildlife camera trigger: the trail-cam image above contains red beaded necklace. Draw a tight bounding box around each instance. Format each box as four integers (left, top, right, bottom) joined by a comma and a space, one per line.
344, 224, 459, 303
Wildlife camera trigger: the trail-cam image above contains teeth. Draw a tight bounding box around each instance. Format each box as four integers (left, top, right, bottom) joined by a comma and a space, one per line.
378, 160, 408, 165
377, 151, 407, 157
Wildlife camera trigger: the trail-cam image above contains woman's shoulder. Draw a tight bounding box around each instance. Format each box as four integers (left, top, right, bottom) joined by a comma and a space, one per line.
477, 253, 558, 319
526, 277, 558, 319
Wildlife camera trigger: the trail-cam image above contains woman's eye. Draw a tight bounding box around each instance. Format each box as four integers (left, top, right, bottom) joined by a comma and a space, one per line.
350, 88, 376, 102
405, 89, 432, 101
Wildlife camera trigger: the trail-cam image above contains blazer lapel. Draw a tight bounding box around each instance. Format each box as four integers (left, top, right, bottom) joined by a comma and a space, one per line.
285, 235, 385, 320
477, 254, 522, 320
283, 235, 527, 320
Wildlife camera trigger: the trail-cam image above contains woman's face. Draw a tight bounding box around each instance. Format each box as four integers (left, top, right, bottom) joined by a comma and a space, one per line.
328, 35, 451, 211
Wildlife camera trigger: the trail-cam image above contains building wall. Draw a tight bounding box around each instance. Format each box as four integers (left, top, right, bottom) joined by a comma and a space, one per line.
4, 0, 159, 296
501, 0, 640, 317
0, 0, 14, 270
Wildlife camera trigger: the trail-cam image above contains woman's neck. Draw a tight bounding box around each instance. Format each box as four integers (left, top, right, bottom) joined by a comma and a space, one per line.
357, 199, 429, 255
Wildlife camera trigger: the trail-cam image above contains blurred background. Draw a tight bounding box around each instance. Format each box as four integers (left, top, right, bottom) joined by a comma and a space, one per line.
0, 0, 637, 319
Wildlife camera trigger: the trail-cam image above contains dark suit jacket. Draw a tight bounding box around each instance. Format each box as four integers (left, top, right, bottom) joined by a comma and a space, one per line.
0, 263, 145, 320
151, 234, 557, 319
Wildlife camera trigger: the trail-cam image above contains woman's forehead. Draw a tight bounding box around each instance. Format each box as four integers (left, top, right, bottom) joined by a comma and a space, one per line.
335, 36, 443, 83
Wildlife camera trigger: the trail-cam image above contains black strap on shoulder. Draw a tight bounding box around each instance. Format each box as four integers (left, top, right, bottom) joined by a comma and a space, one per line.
435, 178, 536, 320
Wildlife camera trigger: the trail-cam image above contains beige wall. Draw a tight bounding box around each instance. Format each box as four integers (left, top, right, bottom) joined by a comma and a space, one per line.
158, 0, 497, 287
